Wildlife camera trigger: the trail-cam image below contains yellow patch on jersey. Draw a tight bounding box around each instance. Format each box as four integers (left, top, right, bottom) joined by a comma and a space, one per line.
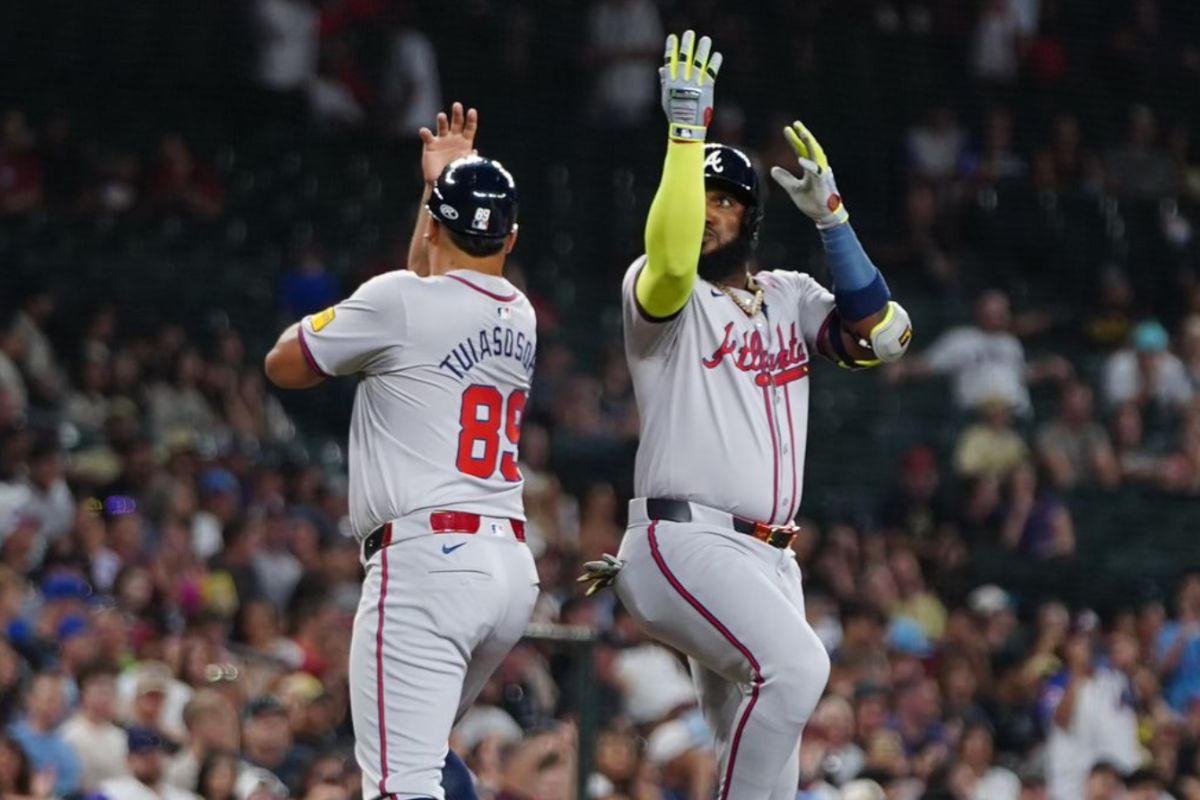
899, 326, 913, 348
310, 307, 336, 332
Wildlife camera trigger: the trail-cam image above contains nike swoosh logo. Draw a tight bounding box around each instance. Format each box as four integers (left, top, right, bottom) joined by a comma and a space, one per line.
441, 542, 467, 555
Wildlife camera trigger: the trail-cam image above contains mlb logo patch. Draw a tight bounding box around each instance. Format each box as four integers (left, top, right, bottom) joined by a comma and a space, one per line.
497, 306, 512, 320
472, 208, 492, 231
489, 523, 504, 537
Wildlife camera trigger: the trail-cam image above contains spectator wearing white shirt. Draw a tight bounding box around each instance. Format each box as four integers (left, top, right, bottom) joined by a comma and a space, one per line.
1041, 632, 1141, 800
888, 290, 1071, 416
1102, 320, 1194, 412
96, 727, 200, 800
959, 721, 1021, 800
380, 7, 442, 140
61, 661, 128, 792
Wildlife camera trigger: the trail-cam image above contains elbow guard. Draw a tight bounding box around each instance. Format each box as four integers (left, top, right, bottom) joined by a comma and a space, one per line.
869, 301, 913, 363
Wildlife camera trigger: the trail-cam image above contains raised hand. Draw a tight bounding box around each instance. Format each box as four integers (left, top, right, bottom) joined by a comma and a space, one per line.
419, 102, 478, 186
659, 30, 722, 142
769, 120, 850, 229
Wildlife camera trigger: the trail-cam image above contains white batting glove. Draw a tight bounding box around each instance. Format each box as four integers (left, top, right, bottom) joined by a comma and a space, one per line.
659, 30, 723, 142
769, 120, 850, 230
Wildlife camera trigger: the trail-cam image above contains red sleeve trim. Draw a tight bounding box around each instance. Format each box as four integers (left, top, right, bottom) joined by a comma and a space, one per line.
297, 325, 332, 377
447, 273, 519, 302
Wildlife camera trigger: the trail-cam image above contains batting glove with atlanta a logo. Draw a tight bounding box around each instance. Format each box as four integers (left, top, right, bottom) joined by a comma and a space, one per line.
770, 120, 851, 230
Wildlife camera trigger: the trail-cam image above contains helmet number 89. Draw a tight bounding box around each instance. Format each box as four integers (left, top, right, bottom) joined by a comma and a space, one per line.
455, 385, 526, 482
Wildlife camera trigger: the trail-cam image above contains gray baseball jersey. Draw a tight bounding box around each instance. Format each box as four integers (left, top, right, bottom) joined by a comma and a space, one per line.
299, 269, 537, 538
622, 257, 835, 523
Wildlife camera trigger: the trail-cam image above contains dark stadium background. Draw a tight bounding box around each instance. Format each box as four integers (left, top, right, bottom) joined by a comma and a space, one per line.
1, 1, 1199, 799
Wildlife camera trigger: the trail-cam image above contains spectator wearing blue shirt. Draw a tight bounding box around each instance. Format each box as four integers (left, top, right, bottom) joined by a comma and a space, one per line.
1156, 569, 1200, 712
7, 673, 82, 797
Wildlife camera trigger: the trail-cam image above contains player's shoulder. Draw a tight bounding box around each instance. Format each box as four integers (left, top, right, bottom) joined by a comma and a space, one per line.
756, 268, 827, 296
622, 255, 650, 291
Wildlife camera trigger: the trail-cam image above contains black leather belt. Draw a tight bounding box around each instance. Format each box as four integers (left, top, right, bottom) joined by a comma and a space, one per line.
645, 498, 799, 549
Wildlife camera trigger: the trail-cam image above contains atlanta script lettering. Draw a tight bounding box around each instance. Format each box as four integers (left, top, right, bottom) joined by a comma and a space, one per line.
702, 322, 811, 387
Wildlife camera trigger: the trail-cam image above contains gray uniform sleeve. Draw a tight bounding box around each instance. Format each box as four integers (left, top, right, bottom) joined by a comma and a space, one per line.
299, 272, 410, 376
759, 270, 835, 349
621, 256, 692, 359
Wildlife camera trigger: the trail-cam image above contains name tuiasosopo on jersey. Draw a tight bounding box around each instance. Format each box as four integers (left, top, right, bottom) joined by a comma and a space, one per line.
299, 269, 537, 540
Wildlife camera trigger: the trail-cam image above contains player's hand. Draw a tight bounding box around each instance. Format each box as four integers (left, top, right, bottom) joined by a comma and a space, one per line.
419, 102, 478, 186
770, 120, 851, 230
576, 553, 624, 597
659, 30, 722, 142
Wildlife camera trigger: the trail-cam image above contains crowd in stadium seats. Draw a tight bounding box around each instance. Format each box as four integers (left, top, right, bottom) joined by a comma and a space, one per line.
1, 0, 1200, 799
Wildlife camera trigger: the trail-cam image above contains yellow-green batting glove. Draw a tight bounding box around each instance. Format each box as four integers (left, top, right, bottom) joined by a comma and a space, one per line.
659, 30, 723, 142
576, 553, 623, 597
769, 120, 850, 230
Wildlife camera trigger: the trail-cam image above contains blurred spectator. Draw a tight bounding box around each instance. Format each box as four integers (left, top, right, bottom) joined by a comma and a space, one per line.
953, 399, 1030, 480
1036, 381, 1121, 489
1083, 761, 1123, 800
1156, 570, 1200, 713
1109, 402, 1163, 485
0, 109, 43, 216
808, 695, 866, 786
0, 731, 53, 799
1102, 320, 1194, 412
241, 694, 307, 792
6, 673, 82, 797
972, 0, 1026, 86
380, 6, 442, 139
1041, 630, 1140, 800
966, 107, 1027, 185
906, 106, 968, 182
147, 349, 220, 444
890, 550, 947, 639
118, 661, 192, 746
958, 721, 1020, 799
165, 690, 240, 792
0, 317, 30, 417
1084, 268, 1137, 351
889, 290, 1069, 416
96, 726, 200, 800
308, 48, 366, 132
584, 0, 663, 127
252, 0, 320, 117
143, 133, 225, 220
13, 284, 62, 405
999, 462, 1075, 560
279, 244, 339, 319
23, 436, 74, 547
878, 446, 954, 547
1105, 104, 1176, 201
61, 661, 128, 792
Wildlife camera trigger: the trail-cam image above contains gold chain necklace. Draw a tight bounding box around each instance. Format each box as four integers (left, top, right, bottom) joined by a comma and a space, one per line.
717, 274, 764, 317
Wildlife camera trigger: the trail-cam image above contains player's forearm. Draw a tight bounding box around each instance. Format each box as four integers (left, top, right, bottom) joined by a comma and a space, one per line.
638, 140, 705, 317
407, 184, 434, 278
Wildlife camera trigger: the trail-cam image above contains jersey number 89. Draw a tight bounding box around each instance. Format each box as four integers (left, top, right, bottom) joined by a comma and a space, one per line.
455, 385, 527, 482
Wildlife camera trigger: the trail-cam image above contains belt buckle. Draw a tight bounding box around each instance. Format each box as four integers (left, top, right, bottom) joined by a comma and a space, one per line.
753, 522, 798, 549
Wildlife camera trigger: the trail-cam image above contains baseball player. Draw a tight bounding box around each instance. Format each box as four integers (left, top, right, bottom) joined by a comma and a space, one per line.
579, 31, 913, 800
265, 103, 539, 800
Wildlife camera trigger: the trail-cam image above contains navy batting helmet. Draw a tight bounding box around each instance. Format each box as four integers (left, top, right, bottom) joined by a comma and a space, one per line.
704, 143, 762, 246
427, 155, 518, 239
